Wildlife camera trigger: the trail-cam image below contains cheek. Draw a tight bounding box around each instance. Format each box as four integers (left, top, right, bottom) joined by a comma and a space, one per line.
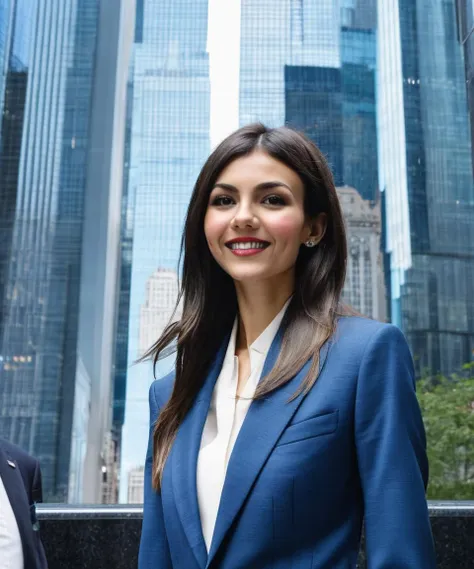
267, 213, 305, 245
204, 211, 226, 251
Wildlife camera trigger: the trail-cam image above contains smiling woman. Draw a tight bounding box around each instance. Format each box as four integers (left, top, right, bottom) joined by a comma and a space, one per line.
138, 124, 436, 569
204, 150, 327, 288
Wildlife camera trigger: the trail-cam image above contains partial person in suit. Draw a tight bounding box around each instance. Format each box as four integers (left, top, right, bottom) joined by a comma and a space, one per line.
0, 438, 48, 569
139, 124, 437, 569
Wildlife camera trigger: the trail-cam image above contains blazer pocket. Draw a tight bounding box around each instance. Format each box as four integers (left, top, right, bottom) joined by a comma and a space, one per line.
275, 410, 339, 447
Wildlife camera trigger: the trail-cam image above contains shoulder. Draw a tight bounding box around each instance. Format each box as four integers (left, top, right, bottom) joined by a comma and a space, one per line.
0, 440, 38, 473
334, 315, 406, 347
149, 371, 175, 409
332, 316, 410, 366
332, 316, 415, 398
0, 438, 38, 473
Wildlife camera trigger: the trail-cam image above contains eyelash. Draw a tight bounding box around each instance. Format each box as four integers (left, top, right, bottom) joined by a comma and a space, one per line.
210, 195, 286, 207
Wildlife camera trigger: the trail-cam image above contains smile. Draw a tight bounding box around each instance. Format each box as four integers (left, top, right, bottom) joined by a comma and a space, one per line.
225, 239, 270, 256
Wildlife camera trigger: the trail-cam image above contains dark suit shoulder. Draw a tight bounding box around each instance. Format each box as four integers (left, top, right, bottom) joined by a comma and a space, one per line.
0, 438, 38, 474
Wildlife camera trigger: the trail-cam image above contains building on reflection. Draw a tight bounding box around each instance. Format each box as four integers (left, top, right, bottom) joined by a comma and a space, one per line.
117, 0, 210, 501
378, 0, 474, 375
0, 0, 133, 502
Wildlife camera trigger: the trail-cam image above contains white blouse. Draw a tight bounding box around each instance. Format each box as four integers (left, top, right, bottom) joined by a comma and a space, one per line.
196, 300, 290, 551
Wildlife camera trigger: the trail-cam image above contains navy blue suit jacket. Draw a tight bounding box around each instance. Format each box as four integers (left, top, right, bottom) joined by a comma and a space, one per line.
139, 316, 436, 569
0, 439, 48, 569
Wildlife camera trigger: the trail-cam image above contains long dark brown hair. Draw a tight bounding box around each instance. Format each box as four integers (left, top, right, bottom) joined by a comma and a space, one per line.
143, 123, 350, 490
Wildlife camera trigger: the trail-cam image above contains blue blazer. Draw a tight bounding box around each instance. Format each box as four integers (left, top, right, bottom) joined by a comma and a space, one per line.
139, 316, 436, 569
0, 439, 48, 569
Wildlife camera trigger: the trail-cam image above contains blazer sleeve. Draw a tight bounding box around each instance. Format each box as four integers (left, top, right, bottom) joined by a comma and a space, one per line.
354, 324, 437, 569
31, 460, 48, 569
138, 382, 173, 569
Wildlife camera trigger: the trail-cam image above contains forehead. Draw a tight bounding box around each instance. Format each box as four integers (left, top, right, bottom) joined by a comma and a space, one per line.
216, 150, 303, 190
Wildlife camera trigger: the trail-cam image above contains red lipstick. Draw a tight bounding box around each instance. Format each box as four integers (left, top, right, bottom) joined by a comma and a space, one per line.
225, 237, 270, 257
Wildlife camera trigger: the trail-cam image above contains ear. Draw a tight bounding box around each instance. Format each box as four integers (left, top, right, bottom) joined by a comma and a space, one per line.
303, 212, 327, 245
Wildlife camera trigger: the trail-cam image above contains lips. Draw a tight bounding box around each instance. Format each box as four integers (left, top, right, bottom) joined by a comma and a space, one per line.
225, 238, 270, 250
224, 237, 270, 256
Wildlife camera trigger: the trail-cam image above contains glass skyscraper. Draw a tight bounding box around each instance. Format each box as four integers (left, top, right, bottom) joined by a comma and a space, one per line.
0, 0, 130, 502
378, 0, 474, 375
118, 0, 210, 499
240, 0, 341, 127
341, 26, 378, 202
0, 0, 99, 502
239, 0, 378, 200
285, 65, 344, 185
456, 0, 474, 172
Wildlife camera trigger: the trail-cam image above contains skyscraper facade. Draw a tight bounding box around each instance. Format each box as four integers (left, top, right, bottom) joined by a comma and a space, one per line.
378, 0, 474, 374
239, 0, 378, 199
285, 65, 344, 185
111, 60, 135, 490
118, 0, 210, 499
0, 0, 132, 502
338, 186, 386, 320
456, 0, 474, 172
240, 0, 340, 127
341, 26, 378, 201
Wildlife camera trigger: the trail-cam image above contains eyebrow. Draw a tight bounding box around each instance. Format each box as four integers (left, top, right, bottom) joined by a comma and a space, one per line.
211, 181, 292, 192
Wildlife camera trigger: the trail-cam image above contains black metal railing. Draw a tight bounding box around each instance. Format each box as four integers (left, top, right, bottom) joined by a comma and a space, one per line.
37, 502, 474, 569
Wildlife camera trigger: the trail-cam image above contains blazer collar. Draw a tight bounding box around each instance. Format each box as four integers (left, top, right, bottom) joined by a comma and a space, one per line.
165, 335, 230, 569
165, 327, 332, 569
0, 444, 38, 569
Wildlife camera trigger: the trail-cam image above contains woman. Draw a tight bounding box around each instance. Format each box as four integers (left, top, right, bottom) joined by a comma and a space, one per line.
139, 124, 436, 569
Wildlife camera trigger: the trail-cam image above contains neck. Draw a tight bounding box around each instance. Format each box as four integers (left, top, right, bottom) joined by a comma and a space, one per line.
234, 271, 294, 349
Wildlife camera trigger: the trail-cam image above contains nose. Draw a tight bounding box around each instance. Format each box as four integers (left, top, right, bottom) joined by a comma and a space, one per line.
231, 200, 259, 229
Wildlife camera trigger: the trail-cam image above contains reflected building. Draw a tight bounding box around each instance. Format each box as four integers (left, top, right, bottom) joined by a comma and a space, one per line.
111, 67, 135, 495
101, 430, 119, 505
139, 269, 182, 358
341, 0, 377, 29
0, 0, 133, 501
127, 465, 144, 504
378, 0, 474, 374
118, 0, 210, 500
338, 186, 386, 321
240, 0, 378, 200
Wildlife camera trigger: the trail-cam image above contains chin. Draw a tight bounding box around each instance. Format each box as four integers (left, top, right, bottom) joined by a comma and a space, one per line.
227, 269, 274, 283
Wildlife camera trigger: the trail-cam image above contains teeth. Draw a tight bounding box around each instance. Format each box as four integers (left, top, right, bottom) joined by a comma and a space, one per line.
230, 242, 267, 250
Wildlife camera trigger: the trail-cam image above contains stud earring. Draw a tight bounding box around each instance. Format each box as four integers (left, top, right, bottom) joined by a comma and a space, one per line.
305, 239, 317, 248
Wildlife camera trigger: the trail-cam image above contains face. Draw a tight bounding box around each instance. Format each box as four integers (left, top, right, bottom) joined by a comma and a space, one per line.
204, 150, 325, 285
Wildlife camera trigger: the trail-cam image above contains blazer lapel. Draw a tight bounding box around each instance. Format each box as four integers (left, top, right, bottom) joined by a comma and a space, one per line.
166, 337, 230, 569
0, 446, 38, 569
206, 333, 332, 566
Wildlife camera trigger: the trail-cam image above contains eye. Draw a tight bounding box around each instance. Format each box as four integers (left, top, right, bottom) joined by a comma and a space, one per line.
262, 194, 286, 206
210, 195, 234, 207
